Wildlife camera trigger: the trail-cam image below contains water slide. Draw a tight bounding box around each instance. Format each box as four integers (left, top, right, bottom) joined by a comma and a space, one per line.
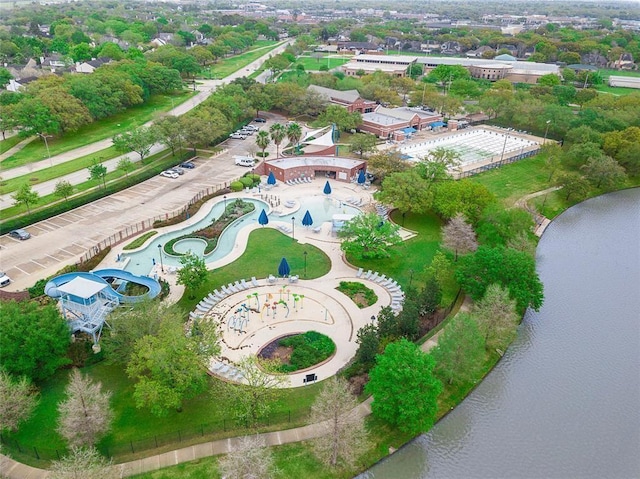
45, 269, 161, 303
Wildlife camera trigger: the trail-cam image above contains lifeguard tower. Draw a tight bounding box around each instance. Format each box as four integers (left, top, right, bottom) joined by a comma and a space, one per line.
56, 276, 119, 344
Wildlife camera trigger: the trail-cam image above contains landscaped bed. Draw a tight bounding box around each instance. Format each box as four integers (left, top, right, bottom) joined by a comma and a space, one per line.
336, 281, 378, 308
258, 331, 336, 373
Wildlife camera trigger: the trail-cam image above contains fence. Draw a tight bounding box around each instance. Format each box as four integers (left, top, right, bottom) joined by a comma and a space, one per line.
76, 176, 235, 265
0, 407, 311, 463
457, 147, 540, 179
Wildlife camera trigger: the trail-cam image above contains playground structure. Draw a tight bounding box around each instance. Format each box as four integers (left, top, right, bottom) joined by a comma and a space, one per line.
45, 269, 161, 344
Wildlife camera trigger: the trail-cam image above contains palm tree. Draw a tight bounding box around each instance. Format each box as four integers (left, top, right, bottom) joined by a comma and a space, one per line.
255, 130, 271, 158
269, 123, 286, 158
286, 122, 303, 155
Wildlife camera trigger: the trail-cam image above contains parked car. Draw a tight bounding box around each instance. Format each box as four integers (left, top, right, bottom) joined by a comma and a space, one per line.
160, 170, 179, 179
234, 156, 255, 167
169, 167, 185, 175
239, 129, 254, 136
243, 125, 259, 131
9, 229, 31, 240
180, 161, 195, 169
0, 271, 11, 288
229, 133, 247, 140
254, 117, 267, 123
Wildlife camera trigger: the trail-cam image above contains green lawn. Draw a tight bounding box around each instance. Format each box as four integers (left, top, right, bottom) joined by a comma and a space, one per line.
177, 228, 332, 312
210, 42, 283, 79
468, 156, 550, 205
0, 135, 25, 154
1, 91, 192, 170
594, 84, 639, 96
295, 56, 350, 71
347, 210, 443, 292
0, 145, 121, 195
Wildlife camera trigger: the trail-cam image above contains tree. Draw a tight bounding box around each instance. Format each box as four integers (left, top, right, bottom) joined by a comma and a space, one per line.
441, 213, 478, 261
355, 323, 380, 368
286, 121, 303, 153
57, 369, 112, 447
248, 84, 273, 118
255, 130, 270, 157
87, 162, 108, 189
112, 126, 157, 162
349, 133, 377, 158
581, 156, 627, 190
0, 67, 12, 88
431, 180, 495, 223
101, 301, 180, 365
117, 157, 134, 178
11, 97, 60, 138
0, 301, 71, 382
126, 316, 217, 417
339, 212, 402, 260
317, 105, 361, 132
473, 283, 519, 354
49, 446, 117, 479
269, 123, 286, 158
366, 150, 410, 182
556, 172, 590, 201
0, 370, 39, 432
365, 339, 443, 435
456, 245, 544, 312
12, 183, 40, 213
155, 116, 183, 156
377, 170, 432, 224
431, 313, 485, 386
218, 435, 276, 479
476, 204, 535, 248
54, 180, 74, 202
176, 251, 208, 299
311, 377, 368, 469
221, 357, 285, 429
180, 115, 213, 153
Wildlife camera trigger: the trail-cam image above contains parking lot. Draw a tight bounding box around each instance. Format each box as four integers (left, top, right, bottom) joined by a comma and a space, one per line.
0, 114, 284, 292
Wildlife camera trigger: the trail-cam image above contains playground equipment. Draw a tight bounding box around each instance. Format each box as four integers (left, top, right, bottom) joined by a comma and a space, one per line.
45, 269, 161, 344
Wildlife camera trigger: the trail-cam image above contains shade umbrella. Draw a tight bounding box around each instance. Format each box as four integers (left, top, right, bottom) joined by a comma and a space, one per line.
357, 170, 366, 184
258, 209, 269, 226
267, 171, 276, 185
301, 210, 313, 227
323, 180, 332, 195
278, 257, 290, 277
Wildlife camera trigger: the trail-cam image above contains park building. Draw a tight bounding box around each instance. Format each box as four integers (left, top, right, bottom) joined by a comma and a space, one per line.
342, 54, 418, 77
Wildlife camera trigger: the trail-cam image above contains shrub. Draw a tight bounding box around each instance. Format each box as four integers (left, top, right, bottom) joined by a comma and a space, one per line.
230, 181, 244, 192
239, 177, 253, 188
278, 331, 336, 372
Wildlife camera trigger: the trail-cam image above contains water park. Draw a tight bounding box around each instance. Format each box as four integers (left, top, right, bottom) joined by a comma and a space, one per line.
44, 174, 407, 385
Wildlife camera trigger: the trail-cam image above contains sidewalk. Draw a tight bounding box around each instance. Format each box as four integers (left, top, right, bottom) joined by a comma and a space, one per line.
0, 136, 35, 162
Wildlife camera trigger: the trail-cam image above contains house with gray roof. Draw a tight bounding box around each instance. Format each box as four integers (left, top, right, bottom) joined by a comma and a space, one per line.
307, 85, 377, 114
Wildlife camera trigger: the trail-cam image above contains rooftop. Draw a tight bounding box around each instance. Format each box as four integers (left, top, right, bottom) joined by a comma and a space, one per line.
266, 156, 365, 170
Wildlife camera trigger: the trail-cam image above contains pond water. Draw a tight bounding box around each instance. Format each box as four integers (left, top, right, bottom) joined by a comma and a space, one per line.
361, 188, 640, 479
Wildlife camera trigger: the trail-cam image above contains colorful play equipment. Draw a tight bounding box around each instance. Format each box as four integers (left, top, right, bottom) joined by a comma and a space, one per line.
45, 269, 161, 343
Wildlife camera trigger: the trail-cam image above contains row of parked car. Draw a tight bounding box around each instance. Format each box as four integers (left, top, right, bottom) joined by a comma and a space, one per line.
229, 123, 261, 140
159, 161, 195, 179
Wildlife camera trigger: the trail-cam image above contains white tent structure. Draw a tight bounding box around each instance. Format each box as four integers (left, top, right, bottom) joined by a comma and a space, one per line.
301, 125, 335, 147
57, 277, 119, 343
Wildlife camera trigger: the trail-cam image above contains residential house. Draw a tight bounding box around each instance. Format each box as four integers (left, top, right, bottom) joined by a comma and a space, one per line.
6, 76, 38, 92
307, 85, 377, 114
40, 55, 72, 73
75, 57, 111, 74
466, 46, 495, 58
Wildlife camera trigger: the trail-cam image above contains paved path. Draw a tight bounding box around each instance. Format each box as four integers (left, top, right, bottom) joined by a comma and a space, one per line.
0, 40, 293, 208
0, 136, 35, 162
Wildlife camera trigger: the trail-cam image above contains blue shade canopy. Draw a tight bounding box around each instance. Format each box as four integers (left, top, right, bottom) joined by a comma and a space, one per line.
267, 171, 276, 185
323, 180, 332, 195
278, 257, 290, 277
302, 210, 313, 227
258, 209, 269, 226
357, 170, 366, 184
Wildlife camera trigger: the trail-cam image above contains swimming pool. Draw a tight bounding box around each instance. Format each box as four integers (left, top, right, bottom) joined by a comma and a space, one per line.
122, 196, 361, 276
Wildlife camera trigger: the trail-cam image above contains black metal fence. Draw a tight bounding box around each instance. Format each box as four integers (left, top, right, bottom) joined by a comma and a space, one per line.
0, 407, 311, 463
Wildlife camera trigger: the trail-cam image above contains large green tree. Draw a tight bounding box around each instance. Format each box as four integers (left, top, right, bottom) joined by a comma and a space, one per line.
176, 252, 208, 299
431, 313, 485, 386
349, 133, 378, 158
338, 212, 402, 259
365, 339, 443, 435
456, 245, 544, 312
0, 301, 70, 382
112, 126, 157, 162
377, 169, 432, 222
431, 180, 495, 223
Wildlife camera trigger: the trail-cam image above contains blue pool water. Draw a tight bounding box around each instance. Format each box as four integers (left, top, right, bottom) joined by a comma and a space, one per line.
122, 196, 360, 276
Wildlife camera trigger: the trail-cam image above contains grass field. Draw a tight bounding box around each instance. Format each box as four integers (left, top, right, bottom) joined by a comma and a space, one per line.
295, 55, 350, 71
177, 228, 332, 312
1, 91, 192, 170
0, 135, 25, 155
210, 41, 282, 79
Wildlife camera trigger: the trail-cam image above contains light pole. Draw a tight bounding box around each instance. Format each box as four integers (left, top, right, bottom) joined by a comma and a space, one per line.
303, 251, 307, 277
157, 244, 164, 273
223, 195, 227, 211
371, 315, 376, 324
499, 129, 512, 163
38, 133, 52, 166
543, 120, 551, 145
291, 216, 295, 241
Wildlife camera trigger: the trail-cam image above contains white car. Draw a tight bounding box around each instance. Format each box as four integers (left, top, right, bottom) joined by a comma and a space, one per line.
234, 156, 255, 167
229, 133, 247, 140
160, 170, 179, 179
0, 271, 11, 288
